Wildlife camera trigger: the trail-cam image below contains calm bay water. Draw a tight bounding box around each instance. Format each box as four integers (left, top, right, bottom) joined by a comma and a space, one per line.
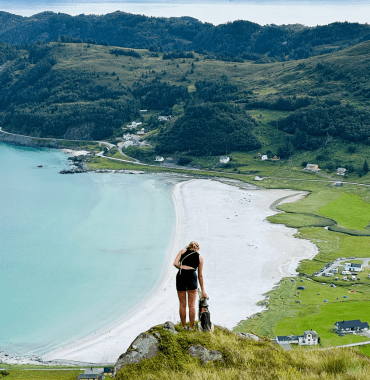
0, 142, 175, 356
0, 0, 369, 26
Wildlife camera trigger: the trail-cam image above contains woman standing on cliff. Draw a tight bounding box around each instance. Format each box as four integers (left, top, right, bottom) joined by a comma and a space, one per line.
173, 241, 207, 330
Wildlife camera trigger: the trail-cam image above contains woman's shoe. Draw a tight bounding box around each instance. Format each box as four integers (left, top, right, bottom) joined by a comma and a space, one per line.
182, 326, 188, 330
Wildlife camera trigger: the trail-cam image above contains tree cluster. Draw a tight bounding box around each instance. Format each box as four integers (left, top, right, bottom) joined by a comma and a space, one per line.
132, 79, 190, 109
278, 104, 370, 150
195, 76, 238, 102
162, 51, 194, 60
156, 102, 261, 156
110, 48, 141, 58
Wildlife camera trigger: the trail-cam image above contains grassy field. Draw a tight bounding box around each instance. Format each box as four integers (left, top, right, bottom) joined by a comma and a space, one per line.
319, 193, 370, 230
273, 278, 370, 347
1, 369, 82, 379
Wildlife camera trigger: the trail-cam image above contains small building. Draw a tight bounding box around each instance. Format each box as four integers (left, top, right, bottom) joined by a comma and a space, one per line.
261, 155, 268, 161
272, 155, 280, 161
305, 163, 320, 171
78, 367, 105, 380
123, 133, 136, 141
137, 128, 145, 136
123, 141, 134, 149
344, 263, 363, 272
139, 109, 147, 113
336, 167, 347, 176
155, 156, 165, 162
127, 121, 142, 129
276, 330, 319, 346
254, 176, 263, 181
219, 156, 230, 164
334, 320, 369, 334
158, 116, 171, 121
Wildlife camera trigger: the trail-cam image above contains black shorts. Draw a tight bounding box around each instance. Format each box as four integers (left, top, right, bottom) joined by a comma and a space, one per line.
176, 270, 198, 291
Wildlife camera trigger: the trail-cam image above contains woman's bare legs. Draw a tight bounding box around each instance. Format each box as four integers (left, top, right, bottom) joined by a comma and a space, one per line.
187, 289, 197, 329
177, 291, 187, 327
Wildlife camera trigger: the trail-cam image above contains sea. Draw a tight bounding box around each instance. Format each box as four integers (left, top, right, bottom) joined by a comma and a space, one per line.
0, 142, 176, 357
0, 0, 369, 26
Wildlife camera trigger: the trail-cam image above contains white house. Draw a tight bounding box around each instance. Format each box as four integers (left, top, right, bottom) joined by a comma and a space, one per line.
155, 156, 165, 162
123, 133, 136, 141
254, 176, 263, 181
219, 156, 230, 164
158, 116, 171, 121
123, 141, 134, 148
137, 128, 145, 136
261, 155, 268, 161
276, 330, 319, 346
336, 167, 347, 175
305, 163, 320, 171
126, 121, 142, 129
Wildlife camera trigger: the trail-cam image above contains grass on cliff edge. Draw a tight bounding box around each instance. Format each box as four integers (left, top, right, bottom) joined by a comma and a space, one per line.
114, 324, 370, 380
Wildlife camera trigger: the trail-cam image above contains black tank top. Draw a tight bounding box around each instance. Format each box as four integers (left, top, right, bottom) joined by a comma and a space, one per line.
180, 250, 199, 269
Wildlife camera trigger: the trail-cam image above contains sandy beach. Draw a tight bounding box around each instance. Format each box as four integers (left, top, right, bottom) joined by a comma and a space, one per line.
42, 179, 318, 364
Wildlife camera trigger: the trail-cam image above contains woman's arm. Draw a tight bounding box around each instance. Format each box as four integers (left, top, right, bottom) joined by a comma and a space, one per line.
173, 249, 185, 269
198, 256, 207, 299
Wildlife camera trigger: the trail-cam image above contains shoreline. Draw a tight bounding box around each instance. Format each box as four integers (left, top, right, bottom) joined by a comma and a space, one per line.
37, 179, 318, 364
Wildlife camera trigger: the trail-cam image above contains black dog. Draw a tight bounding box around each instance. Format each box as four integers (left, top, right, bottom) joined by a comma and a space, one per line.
197, 289, 214, 332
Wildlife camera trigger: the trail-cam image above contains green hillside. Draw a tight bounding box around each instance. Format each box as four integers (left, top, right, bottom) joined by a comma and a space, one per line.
1, 39, 370, 180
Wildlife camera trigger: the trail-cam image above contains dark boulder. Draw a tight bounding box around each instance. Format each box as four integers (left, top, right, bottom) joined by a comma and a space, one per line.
113, 333, 159, 377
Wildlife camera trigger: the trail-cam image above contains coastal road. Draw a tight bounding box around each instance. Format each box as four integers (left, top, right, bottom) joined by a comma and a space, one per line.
322, 340, 370, 350
2, 127, 370, 188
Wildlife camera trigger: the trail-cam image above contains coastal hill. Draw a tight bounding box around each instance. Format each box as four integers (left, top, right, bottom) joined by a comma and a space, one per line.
1, 37, 370, 162
0, 11, 370, 63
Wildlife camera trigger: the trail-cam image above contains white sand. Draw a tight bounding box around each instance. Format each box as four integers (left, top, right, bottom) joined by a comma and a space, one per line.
62, 149, 89, 157
43, 179, 317, 363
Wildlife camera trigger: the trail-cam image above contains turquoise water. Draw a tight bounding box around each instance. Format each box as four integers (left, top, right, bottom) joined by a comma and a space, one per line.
0, 142, 175, 356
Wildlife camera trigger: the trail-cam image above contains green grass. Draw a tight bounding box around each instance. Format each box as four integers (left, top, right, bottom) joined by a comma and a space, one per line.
113, 323, 370, 380
357, 345, 370, 358
319, 193, 370, 230
2, 369, 82, 379
296, 228, 370, 275
267, 213, 334, 228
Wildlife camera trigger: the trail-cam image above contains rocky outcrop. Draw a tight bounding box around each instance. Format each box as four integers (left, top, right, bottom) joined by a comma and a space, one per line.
235, 332, 261, 341
188, 345, 223, 364
112, 333, 159, 377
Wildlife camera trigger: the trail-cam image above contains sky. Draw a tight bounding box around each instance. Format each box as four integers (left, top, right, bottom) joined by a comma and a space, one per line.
0, 0, 369, 26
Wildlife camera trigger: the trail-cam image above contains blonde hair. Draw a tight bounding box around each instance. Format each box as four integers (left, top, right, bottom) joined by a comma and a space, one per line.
186, 241, 199, 252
